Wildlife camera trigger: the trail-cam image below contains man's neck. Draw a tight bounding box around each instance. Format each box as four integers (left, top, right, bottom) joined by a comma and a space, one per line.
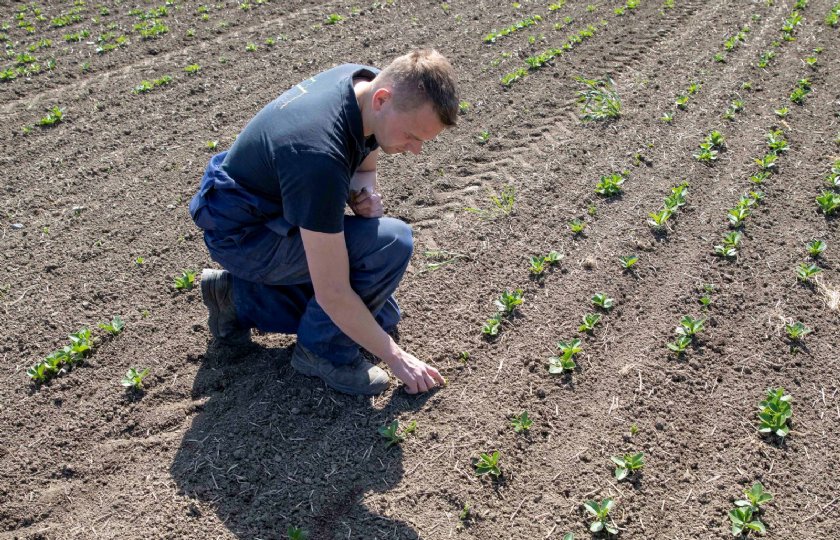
353, 78, 373, 137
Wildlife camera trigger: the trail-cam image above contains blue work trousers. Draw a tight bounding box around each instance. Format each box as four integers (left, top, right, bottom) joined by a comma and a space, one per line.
190, 153, 411, 365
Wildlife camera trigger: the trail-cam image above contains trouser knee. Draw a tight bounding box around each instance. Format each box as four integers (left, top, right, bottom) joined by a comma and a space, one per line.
380, 218, 414, 270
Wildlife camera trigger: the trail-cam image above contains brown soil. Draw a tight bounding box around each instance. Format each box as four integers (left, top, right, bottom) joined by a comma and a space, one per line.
1, 0, 839, 539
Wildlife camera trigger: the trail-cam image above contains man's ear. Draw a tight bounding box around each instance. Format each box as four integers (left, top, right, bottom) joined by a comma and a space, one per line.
371, 87, 392, 112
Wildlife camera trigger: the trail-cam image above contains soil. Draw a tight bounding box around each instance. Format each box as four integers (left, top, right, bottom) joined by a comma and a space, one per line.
1, 0, 839, 539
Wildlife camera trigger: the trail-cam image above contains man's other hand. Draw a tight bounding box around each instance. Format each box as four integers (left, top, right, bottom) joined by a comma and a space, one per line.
386, 350, 446, 394
350, 188, 384, 218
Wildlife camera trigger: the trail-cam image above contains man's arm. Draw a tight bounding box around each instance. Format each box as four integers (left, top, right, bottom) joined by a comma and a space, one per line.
349, 149, 382, 218
300, 227, 445, 393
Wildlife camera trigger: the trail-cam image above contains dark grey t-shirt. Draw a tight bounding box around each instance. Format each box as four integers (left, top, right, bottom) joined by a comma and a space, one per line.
220, 63, 380, 234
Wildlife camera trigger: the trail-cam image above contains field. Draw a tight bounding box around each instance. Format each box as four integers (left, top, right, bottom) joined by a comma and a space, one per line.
1, 0, 840, 538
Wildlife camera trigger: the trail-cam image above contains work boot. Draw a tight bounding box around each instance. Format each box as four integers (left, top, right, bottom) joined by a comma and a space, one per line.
200, 269, 251, 346
291, 343, 390, 395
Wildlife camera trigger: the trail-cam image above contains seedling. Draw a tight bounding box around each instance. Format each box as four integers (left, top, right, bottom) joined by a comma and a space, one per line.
482, 313, 502, 336
714, 231, 741, 258
206, 140, 219, 150
667, 335, 692, 355
758, 387, 792, 438
694, 142, 718, 163
287, 526, 308, 539
474, 451, 501, 477
529, 256, 546, 275
735, 482, 773, 513
647, 207, 672, 229
707, 130, 725, 149
611, 452, 644, 480
699, 284, 714, 307
174, 269, 196, 290
796, 263, 821, 282
569, 219, 586, 234
98, 315, 125, 335
806, 240, 826, 257
575, 76, 621, 121
661, 111, 674, 123
816, 191, 840, 215
757, 50, 775, 68
458, 101, 470, 114
784, 321, 811, 341
511, 411, 532, 433
466, 185, 516, 219
584, 498, 617, 535
121, 367, 150, 389
579, 313, 601, 333
774, 106, 789, 118
728, 205, 750, 227
750, 171, 770, 185
378, 419, 415, 447
664, 182, 689, 210
595, 172, 625, 197
183, 63, 200, 74
495, 289, 524, 313
324, 13, 343, 24
729, 506, 766, 536
619, 255, 638, 270
544, 251, 562, 265
676, 315, 705, 337
477, 130, 490, 144
592, 293, 614, 310
675, 95, 689, 110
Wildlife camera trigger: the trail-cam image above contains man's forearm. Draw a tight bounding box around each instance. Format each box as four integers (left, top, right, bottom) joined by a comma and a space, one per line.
318, 289, 400, 364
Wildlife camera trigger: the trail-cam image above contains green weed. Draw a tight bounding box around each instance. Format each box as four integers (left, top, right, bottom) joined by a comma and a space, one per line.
121, 367, 150, 390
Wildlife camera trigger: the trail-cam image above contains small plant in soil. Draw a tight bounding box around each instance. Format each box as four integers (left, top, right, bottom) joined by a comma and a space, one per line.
482, 313, 502, 336
579, 312, 601, 333
661, 111, 674, 123
511, 411, 533, 433
324, 13, 343, 24
707, 130, 725, 149
569, 219, 586, 234
584, 498, 618, 535
549, 339, 582, 373
174, 269, 196, 290
789, 78, 811, 104
647, 207, 672, 230
183, 63, 200, 74
378, 419, 416, 447
758, 387, 792, 439
121, 367, 150, 390
98, 315, 125, 335
667, 335, 692, 355
806, 240, 826, 257
206, 140, 219, 150
774, 106, 789, 118
37, 106, 63, 126
676, 315, 705, 337
694, 142, 718, 163
665, 185, 689, 210
816, 191, 840, 215
591, 293, 614, 310
595, 172, 625, 197
466, 185, 515, 218
477, 130, 490, 144
796, 263, 821, 282
728, 204, 750, 228
765, 130, 789, 154
529, 256, 546, 276
675, 95, 689, 110
736, 482, 774, 513
611, 452, 644, 480
619, 255, 638, 270
458, 101, 470, 114
575, 75, 621, 121
750, 171, 770, 185
714, 231, 742, 258
729, 506, 766, 537
474, 451, 501, 477
495, 289, 524, 313
287, 526, 308, 540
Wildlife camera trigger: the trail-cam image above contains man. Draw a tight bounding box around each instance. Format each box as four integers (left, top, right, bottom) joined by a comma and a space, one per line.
189, 50, 457, 396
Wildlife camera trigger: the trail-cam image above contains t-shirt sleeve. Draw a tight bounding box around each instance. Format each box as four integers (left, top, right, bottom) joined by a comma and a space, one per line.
277, 152, 349, 234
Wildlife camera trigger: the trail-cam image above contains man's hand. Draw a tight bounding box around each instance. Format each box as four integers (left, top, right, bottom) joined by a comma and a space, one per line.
350, 188, 384, 218
385, 349, 446, 394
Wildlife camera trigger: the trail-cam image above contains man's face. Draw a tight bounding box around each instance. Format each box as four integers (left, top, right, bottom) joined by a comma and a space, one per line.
372, 91, 446, 155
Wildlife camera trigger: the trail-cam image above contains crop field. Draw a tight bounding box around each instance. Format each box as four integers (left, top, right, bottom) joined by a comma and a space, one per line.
1, 0, 839, 538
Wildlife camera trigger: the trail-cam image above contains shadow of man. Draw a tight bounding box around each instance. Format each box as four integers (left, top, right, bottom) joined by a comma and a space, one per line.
171, 340, 431, 539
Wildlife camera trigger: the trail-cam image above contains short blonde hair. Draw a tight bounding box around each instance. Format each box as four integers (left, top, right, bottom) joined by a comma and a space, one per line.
376, 49, 459, 127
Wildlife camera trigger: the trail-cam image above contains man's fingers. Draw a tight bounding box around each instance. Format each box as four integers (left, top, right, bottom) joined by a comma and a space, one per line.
428, 366, 446, 385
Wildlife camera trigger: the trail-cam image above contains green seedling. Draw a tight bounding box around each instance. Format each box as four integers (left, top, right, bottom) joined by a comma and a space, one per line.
804, 56, 817, 68
647, 207, 673, 229
790, 79, 811, 104
544, 251, 562, 265
675, 95, 689, 110
482, 313, 502, 336
287, 526, 307, 539
729, 506, 766, 536
121, 367, 150, 389
713, 52, 726, 63
134, 256, 145, 265
324, 13, 343, 24
796, 263, 821, 282
511, 411, 532, 433
37, 106, 63, 126
595, 172, 625, 197
466, 185, 515, 218
458, 101, 470, 114
549, 339, 582, 373
378, 419, 416, 447
774, 106, 789, 118
728, 205, 750, 227
592, 293, 614, 310
477, 130, 490, 144
699, 284, 714, 307
206, 140, 219, 151
816, 191, 840, 215
667, 334, 692, 355
619, 255, 638, 270
750, 171, 770, 185
27, 361, 52, 382
495, 289, 524, 313
784, 321, 811, 341
714, 231, 741, 258
758, 387, 792, 438
183, 63, 200, 74
575, 76, 621, 121
529, 256, 546, 275
664, 182, 689, 209
661, 111, 674, 123
676, 315, 705, 337
98, 315, 125, 335
245, 42, 257, 52
584, 498, 617, 535
174, 270, 196, 290
611, 452, 644, 480
694, 142, 718, 163
569, 219, 586, 234
500, 68, 528, 87
735, 482, 773, 513
806, 240, 826, 257
707, 130, 725, 149
483, 15, 542, 43
757, 50, 775, 68
474, 451, 501, 477
579, 313, 601, 333
67, 328, 92, 362
687, 82, 701, 94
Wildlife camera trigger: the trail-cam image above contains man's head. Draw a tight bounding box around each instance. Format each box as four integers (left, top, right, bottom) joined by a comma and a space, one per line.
366, 49, 459, 155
